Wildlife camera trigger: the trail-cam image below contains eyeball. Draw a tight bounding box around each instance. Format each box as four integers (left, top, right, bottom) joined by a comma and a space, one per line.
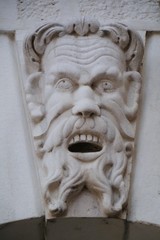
97, 80, 114, 93
55, 78, 73, 91
102, 81, 114, 91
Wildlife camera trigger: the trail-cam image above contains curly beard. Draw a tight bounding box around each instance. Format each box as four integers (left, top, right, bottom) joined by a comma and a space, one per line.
39, 106, 133, 217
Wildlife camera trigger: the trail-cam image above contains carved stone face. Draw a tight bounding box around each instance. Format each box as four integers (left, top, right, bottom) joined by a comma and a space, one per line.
42, 35, 128, 159
24, 22, 143, 217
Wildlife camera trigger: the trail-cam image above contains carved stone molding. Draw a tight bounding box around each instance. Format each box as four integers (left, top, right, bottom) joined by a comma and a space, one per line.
23, 19, 144, 218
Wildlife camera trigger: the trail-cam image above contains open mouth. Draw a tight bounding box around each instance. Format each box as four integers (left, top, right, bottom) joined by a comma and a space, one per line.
68, 134, 103, 153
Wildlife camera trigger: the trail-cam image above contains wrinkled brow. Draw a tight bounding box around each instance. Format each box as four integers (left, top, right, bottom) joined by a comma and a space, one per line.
90, 72, 119, 83
46, 65, 81, 84
90, 66, 122, 84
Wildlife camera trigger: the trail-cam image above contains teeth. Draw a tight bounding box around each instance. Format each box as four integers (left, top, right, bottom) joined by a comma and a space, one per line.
93, 136, 98, 142
80, 134, 86, 141
70, 138, 74, 144
87, 135, 92, 141
70, 134, 101, 145
74, 135, 80, 142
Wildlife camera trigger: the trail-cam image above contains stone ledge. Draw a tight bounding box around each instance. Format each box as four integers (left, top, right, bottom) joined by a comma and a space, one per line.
0, 217, 45, 240
1, 217, 160, 240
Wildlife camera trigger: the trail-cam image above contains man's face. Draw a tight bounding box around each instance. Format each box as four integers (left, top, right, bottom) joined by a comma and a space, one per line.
42, 35, 128, 161
24, 22, 143, 217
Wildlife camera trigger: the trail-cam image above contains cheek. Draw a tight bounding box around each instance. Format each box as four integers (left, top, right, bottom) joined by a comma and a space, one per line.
45, 90, 73, 110
44, 85, 54, 100
101, 91, 124, 104
101, 90, 126, 111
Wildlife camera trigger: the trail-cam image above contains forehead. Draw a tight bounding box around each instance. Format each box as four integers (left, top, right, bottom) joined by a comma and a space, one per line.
42, 35, 126, 73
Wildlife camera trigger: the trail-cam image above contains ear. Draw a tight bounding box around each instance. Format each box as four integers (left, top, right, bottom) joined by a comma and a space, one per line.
123, 71, 142, 120
25, 72, 45, 123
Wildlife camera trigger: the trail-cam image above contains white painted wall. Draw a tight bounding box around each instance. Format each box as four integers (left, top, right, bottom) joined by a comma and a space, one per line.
128, 32, 160, 225
0, 0, 17, 20
0, 33, 44, 224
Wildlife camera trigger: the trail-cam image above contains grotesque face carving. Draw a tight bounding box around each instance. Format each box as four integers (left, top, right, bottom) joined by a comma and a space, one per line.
24, 21, 143, 217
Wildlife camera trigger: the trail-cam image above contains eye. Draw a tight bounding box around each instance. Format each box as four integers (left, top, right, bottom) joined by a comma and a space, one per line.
96, 80, 114, 93
102, 81, 114, 91
55, 78, 74, 91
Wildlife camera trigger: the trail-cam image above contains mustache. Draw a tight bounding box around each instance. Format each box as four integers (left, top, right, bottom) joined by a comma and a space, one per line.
101, 100, 134, 139
33, 102, 72, 137
43, 115, 113, 152
40, 99, 134, 152
33, 100, 134, 140
43, 115, 78, 152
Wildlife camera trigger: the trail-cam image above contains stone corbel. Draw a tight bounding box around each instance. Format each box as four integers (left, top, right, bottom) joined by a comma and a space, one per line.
23, 20, 144, 218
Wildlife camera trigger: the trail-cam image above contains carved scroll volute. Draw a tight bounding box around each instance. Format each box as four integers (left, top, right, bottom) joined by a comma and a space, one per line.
24, 20, 144, 218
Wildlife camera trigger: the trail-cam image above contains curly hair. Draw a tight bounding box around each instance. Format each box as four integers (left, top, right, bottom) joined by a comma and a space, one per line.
24, 19, 144, 73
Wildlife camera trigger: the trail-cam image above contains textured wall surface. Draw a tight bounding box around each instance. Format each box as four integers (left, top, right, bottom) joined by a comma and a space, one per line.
17, 0, 60, 21
79, 0, 160, 21
17, 0, 160, 23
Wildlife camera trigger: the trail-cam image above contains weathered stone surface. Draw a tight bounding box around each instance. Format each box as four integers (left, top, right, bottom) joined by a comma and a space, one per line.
46, 218, 160, 240
17, 0, 160, 23
79, 0, 160, 22
47, 218, 124, 240
128, 222, 160, 240
1, 217, 160, 240
0, 217, 45, 240
17, 0, 60, 21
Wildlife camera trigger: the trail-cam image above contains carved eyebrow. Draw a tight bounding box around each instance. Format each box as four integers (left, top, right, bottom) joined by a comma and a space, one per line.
91, 71, 120, 84
47, 65, 80, 83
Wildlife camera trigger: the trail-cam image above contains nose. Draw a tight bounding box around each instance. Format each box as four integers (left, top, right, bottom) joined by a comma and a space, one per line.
72, 100, 100, 118
72, 86, 100, 118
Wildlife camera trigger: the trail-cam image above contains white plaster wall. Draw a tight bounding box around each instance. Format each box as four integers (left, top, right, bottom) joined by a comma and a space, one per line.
0, 0, 17, 20
0, 0, 160, 226
128, 32, 160, 225
0, 33, 44, 224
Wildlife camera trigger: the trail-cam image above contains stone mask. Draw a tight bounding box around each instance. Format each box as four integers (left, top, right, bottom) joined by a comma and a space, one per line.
24, 20, 144, 217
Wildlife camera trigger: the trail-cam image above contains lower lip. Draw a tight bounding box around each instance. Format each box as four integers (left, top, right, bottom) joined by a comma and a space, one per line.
69, 149, 104, 162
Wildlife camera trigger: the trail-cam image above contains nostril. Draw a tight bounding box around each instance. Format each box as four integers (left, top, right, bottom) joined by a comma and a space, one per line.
90, 112, 96, 117
76, 112, 83, 117
82, 111, 95, 118
73, 111, 94, 118
73, 109, 100, 118
72, 100, 100, 117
